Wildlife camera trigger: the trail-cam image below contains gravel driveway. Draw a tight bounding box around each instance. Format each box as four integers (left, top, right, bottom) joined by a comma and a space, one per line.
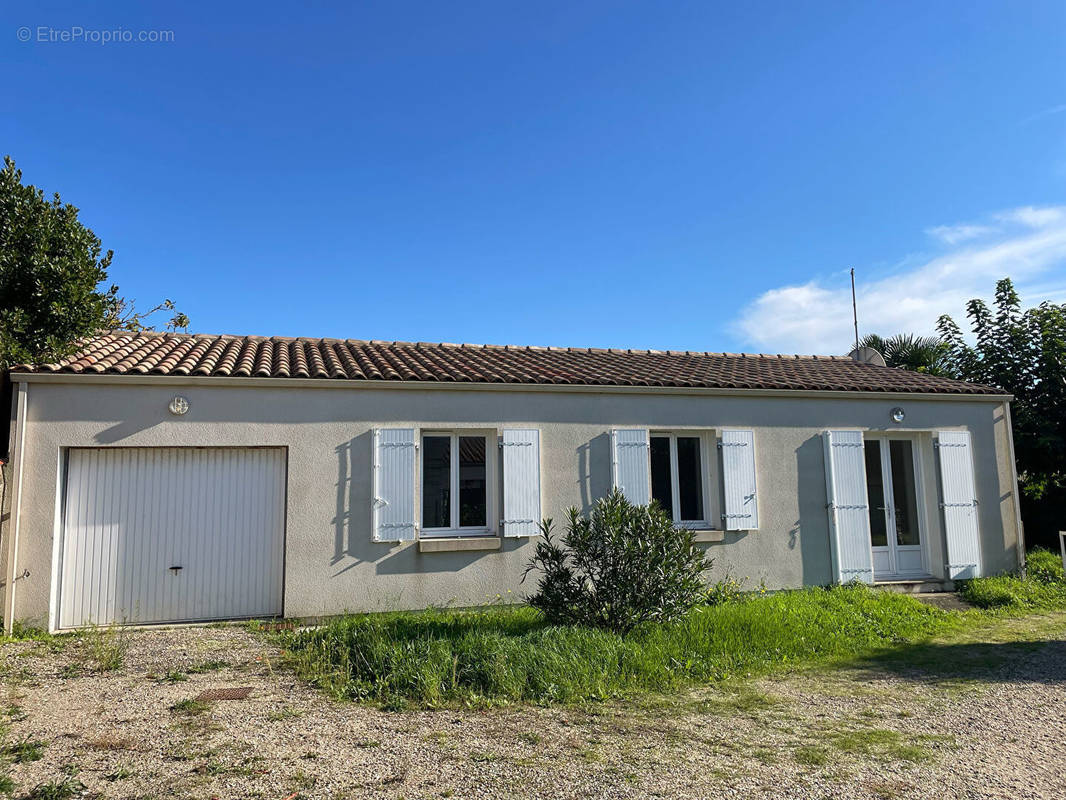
2, 612, 1064, 800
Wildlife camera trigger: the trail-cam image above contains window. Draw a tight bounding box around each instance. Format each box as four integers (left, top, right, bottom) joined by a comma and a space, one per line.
650, 433, 708, 526
421, 432, 490, 535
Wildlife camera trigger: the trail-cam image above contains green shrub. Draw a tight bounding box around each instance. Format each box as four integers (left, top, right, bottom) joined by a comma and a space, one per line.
523, 489, 712, 633
1025, 547, 1065, 584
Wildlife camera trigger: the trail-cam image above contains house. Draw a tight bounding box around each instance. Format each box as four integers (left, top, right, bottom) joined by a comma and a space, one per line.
2, 331, 1022, 632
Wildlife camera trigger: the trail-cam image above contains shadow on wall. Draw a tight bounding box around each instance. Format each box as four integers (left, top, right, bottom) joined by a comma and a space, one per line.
333, 432, 373, 566
795, 435, 834, 585
577, 432, 611, 515
94, 417, 160, 444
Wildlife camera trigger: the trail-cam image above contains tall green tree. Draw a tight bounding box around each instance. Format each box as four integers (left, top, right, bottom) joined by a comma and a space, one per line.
0, 156, 187, 369
857, 332, 951, 375
937, 278, 1066, 548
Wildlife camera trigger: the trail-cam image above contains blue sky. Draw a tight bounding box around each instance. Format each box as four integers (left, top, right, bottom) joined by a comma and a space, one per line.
5, 1, 1066, 354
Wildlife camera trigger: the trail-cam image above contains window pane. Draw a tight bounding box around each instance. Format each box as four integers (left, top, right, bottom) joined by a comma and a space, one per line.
864, 441, 888, 547
458, 436, 487, 528
676, 437, 704, 521
649, 436, 673, 518
422, 436, 451, 528
889, 440, 920, 546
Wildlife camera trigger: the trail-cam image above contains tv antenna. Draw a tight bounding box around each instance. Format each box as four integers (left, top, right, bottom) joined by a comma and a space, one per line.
850, 267, 859, 355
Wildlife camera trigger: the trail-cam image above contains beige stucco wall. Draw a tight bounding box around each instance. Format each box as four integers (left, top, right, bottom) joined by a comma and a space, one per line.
4, 377, 1020, 629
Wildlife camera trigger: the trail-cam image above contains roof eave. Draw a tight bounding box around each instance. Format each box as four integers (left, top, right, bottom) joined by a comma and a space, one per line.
6, 369, 1014, 403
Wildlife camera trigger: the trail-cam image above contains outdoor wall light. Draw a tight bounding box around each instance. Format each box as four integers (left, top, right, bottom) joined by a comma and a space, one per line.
890, 406, 905, 424
169, 396, 190, 416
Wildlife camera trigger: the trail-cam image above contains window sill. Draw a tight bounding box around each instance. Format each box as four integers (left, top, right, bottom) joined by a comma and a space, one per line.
418, 537, 502, 553
691, 530, 725, 543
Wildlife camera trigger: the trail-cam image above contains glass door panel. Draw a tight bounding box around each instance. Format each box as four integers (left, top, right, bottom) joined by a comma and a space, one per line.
889, 440, 920, 546
864, 440, 888, 547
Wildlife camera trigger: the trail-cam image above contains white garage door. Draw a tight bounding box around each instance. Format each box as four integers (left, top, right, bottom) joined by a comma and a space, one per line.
58, 448, 286, 628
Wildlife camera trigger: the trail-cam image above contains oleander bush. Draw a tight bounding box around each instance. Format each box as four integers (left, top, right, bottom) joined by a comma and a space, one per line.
522, 489, 713, 633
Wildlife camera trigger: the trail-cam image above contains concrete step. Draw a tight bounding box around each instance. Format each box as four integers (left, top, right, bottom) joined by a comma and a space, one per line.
874, 577, 953, 594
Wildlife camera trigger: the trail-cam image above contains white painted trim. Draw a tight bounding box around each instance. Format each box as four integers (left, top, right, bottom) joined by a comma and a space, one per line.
649, 430, 715, 528
418, 430, 496, 537
48, 448, 67, 633
4, 383, 28, 634
9, 372, 1013, 403
864, 433, 928, 579
1002, 401, 1026, 574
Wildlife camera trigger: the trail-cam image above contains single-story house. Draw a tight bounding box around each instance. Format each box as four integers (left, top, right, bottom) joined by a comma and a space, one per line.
2, 331, 1022, 632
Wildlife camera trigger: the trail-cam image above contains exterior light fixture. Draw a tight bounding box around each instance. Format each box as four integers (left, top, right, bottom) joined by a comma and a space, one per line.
890, 406, 905, 424
169, 396, 190, 416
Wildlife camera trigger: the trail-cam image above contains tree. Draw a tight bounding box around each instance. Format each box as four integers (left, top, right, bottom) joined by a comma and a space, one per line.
857, 333, 951, 375
523, 489, 712, 633
937, 278, 1066, 549
0, 156, 187, 369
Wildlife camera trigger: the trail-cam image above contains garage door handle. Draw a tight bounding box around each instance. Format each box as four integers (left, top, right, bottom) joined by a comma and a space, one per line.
169, 566, 183, 574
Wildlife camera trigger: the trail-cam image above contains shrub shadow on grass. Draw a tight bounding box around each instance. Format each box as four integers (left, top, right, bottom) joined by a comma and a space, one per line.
847, 638, 1066, 684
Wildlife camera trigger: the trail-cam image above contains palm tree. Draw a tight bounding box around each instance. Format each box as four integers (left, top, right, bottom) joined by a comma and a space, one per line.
857, 333, 953, 376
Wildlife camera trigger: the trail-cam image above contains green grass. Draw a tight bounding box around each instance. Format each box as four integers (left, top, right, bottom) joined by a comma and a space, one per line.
169, 698, 211, 715
794, 745, 830, 766
959, 548, 1066, 610
280, 585, 966, 707
1025, 547, 1065, 583
280, 565, 1066, 709
959, 574, 1066, 609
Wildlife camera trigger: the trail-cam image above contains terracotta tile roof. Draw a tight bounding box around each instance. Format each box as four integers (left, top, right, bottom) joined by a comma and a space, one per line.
9, 331, 1003, 395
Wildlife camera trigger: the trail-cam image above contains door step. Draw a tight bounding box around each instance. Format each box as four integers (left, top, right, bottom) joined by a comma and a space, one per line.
874, 577, 953, 594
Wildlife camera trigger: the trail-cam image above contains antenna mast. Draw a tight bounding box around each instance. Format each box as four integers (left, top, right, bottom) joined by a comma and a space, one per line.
850, 268, 860, 357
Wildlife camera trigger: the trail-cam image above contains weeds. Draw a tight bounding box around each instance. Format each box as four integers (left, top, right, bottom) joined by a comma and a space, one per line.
26, 778, 84, 800
794, 745, 830, 766
170, 698, 211, 716
105, 766, 135, 781
78, 625, 129, 671
188, 659, 229, 673
5, 737, 45, 763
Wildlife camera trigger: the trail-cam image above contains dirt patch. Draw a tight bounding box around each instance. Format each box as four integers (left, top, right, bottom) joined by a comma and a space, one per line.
1, 614, 1064, 799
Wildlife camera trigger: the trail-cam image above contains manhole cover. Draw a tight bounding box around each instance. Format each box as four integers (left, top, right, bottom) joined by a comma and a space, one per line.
195, 687, 252, 702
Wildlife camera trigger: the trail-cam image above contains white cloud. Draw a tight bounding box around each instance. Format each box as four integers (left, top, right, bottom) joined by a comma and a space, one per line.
1020, 103, 1066, 125
925, 223, 995, 245
994, 205, 1066, 228
734, 205, 1066, 355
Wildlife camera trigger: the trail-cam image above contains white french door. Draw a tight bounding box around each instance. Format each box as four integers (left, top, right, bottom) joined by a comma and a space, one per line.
863, 437, 925, 578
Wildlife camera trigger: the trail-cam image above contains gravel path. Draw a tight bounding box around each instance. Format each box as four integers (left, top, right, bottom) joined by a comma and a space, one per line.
2, 613, 1063, 800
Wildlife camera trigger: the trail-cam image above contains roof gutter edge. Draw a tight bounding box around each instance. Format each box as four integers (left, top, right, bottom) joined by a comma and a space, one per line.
7, 370, 1014, 403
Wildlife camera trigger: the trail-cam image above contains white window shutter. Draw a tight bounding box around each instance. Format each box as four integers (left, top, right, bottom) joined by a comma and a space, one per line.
823, 430, 874, 584
501, 429, 541, 537
936, 431, 982, 579
611, 429, 650, 506
720, 430, 759, 530
372, 428, 416, 542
